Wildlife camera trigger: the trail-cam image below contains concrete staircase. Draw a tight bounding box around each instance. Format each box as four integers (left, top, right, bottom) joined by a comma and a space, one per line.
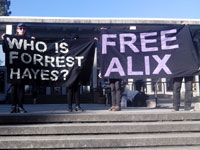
0, 107, 200, 149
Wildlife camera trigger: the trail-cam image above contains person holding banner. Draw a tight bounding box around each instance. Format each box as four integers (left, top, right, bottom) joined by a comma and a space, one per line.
172, 76, 194, 111
96, 27, 122, 111
67, 34, 84, 112
67, 81, 83, 112
109, 79, 122, 111
1, 23, 35, 113
99, 73, 121, 111
172, 23, 197, 112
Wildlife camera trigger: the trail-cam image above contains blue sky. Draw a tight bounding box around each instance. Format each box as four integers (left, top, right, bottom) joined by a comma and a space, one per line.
1, 0, 200, 65
10, 0, 200, 19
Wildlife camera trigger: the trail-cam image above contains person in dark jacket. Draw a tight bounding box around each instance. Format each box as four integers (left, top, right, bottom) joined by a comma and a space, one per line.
67, 79, 83, 112
66, 34, 84, 112
172, 76, 194, 111
1, 23, 35, 113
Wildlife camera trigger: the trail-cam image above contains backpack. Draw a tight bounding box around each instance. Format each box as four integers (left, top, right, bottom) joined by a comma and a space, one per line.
127, 91, 147, 107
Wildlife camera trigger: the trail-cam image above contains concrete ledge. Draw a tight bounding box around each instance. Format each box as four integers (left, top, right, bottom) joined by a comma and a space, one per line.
0, 121, 200, 135
0, 133, 200, 149
66, 146, 200, 150
1, 111, 200, 124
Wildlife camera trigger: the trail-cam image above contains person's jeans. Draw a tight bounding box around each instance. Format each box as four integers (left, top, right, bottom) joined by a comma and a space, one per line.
173, 76, 193, 110
110, 79, 121, 106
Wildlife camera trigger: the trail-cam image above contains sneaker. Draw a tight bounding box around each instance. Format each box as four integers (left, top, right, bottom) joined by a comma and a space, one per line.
10, 106, 17, 113
75, 106, 84, 112
171, 106, 179, 112
67, 108, 73, 112
109, 106, 115, 111
185, 108, 194, 111
184, 106, 192, 110
18, 107, 27, 113
171, 109, 179, 112
113, 106, 121, 111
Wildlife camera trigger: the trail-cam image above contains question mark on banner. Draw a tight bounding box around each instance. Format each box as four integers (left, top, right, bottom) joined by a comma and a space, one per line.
61, 69, 69, 80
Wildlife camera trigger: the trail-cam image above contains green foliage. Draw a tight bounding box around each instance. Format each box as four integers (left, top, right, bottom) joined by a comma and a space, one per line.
0, 0, 11, 16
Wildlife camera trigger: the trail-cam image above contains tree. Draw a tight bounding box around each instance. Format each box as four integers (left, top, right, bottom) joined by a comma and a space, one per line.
0, 59, 2, 65
0, 0, 11, 16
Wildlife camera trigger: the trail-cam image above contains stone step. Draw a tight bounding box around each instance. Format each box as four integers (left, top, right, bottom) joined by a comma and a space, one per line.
63, 146, 200, 150
1, 111, 200, 124
0, 133, 200, 149
60, 146, 200, 150
0, 121, 200, 135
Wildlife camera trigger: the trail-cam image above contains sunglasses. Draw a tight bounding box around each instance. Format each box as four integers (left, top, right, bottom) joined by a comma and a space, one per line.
17, 27, 26, 30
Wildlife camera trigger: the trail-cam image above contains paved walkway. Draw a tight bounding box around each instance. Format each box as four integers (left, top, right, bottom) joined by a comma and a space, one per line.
0, 98, 197, 115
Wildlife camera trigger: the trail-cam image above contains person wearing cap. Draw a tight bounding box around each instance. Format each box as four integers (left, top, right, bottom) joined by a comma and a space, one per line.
1, 23, 35, 113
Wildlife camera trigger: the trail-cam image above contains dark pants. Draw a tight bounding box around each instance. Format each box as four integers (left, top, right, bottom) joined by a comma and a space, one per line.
110, 79, 121, 106
173, 76, 193, 110
11, 84, 24, 108
32, 85, 38, 99
67, 84, 80, 109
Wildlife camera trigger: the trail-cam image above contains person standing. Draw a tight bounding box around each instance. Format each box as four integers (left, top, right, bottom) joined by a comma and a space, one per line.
96, 27, 122, 111
67, 80, 83, 112
67, 34, 83, 112
98, 73, 121, 111
109, 79, 121, 111
31, 84, 38, 104
172, 76, 194, 111
2, 23, 35, 113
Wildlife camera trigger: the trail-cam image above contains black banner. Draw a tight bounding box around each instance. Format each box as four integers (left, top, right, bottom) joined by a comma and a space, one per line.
3, 35, 96, 87
99, 25, 199, 79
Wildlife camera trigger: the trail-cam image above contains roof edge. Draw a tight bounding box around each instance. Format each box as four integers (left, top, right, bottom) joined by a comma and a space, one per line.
0, 16, 200, 24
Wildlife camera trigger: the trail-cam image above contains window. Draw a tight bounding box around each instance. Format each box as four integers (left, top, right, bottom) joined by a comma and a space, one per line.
51, 87, 62, 95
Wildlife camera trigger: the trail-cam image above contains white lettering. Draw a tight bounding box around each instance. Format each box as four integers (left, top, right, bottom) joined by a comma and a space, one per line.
144, 56, 150, 75
41, 70, 49, 80
56, 56, 65, 67
152, 55, 172, 74
23, 39, 34, 50
9, 51, 18, 64
35, 41, 47, 52
33, 54, 44, 66
120, 33, 139, 53
140, 32, 158, 52
10, 68, 20, 79
75, 56, 84, 66
31, 69, 40, 79
21, 53, 32, 64
6, 37, 23, 49
127, 56, 143, 75
45, 56, 55, 67
104, 57, 125, 77
60, 42, 69, 54
161, 29, 179, 50
22, 68, 32, 79
102, 34, 117, 54
66, 57, 74, 67
51, 70, 59, 81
